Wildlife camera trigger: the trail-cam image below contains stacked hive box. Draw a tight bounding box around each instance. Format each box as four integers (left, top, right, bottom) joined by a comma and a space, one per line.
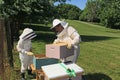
46, 43, 74, 59
33, 54, 59, 69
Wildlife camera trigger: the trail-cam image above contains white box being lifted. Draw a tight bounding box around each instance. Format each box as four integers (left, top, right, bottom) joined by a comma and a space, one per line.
46, 43, 74, 59
41, 63, 84, 80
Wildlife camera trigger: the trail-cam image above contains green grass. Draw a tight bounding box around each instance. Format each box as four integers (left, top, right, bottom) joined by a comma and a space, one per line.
13, 20, 120, 80
68, 20, 120, 80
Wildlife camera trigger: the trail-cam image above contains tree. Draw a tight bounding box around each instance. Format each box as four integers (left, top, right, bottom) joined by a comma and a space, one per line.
56, 4, 81, 20
80, 0, 100, 22
99, 0, 120, 28
80, 0, 120, 29
0, 0, 69, 41
0, 0, 69, 68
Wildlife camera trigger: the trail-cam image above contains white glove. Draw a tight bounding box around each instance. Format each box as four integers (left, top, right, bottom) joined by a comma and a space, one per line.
26, 52, 34, 56
53, 40, 60, 44
67, 42, 72, 49
64, 41, 72, 49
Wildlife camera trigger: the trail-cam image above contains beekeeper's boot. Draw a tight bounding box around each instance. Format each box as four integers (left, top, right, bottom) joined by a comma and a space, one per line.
27, 69, 33, 75
21, 73, 25, 80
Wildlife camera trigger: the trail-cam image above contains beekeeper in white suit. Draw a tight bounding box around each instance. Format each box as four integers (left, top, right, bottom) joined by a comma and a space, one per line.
51, 19, 82, 63
16, 28, 36, 80
51, 19, 81, 63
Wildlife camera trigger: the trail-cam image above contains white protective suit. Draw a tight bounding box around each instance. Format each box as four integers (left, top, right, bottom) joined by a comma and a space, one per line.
16, 28, 36, 73
53, 21, 82, 63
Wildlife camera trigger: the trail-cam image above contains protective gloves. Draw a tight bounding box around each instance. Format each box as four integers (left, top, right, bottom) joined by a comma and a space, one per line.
26, 52, 34, 56
53, 41, 58, 44
67, 42, 72, 49
53, 39, 72, 49
64, 41, 72, 49
53, 40, 60, 44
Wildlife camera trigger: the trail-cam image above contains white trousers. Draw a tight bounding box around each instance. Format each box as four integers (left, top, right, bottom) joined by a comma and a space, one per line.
20, 55, 33, 73
62, 45, 80, 63
72, 45, 80, 63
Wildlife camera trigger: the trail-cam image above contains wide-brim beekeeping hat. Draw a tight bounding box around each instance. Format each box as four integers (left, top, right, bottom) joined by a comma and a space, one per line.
20, 28, 37, 40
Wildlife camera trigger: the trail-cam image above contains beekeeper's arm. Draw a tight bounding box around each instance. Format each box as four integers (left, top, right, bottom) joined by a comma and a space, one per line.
16, 40, 33, 55
71, 32, 81, 45
67, 32, 81, 49
16, 40, 26, 54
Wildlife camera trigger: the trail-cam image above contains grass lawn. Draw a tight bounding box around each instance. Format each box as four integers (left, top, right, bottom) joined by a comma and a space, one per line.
13, 20, 120, 80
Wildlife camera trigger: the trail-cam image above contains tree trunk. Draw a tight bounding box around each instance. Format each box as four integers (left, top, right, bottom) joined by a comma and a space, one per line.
0, 18, 5, 80
5, 19, 14, 67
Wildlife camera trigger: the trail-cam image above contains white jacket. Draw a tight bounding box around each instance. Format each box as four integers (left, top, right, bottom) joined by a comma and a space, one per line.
54, 26, 81, 46
54, 25, 81, 63
16, 28, 36, 60
16, 39, 32, 60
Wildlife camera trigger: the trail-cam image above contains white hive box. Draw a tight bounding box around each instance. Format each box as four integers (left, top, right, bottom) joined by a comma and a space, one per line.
41, 63, 84, 80
46, 43, 74, 59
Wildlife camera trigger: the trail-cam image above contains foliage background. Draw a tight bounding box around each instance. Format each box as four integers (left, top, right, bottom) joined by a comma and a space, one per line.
0, 0, 120, 80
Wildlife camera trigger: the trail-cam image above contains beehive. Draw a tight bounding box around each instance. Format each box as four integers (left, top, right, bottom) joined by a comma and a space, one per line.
33, 54, 59, 69
41, 63, 84, 80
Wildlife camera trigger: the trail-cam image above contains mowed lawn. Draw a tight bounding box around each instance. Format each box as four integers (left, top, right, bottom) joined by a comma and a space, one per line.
68, 20, 120, 80
13, 20, 120, 80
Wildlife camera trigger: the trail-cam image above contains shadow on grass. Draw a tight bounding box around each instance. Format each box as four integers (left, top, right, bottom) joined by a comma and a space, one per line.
81, 35, 118, 42
34, 33, 118, 44
22, 24, 51, 31
33, 32, 56, 43
83, 73, 112, 80
13, 68, 36, 80
21, 25, 118, 43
